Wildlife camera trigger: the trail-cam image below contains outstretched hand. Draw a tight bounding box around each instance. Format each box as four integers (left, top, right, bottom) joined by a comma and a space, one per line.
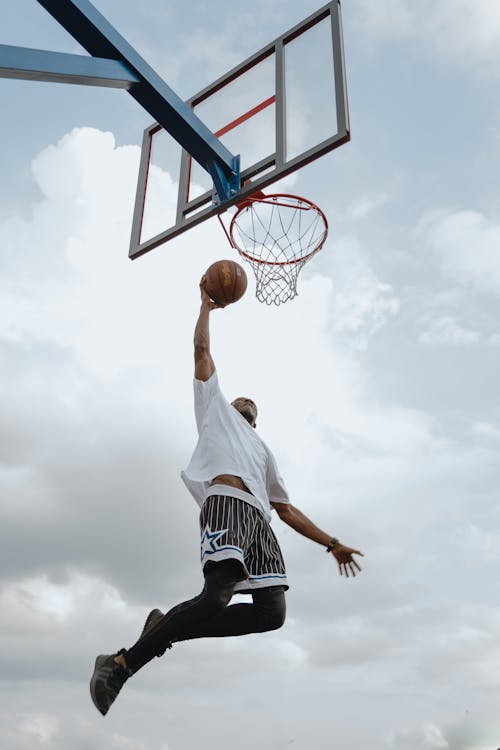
331, 543, 364, 578
199, 275, 225, 310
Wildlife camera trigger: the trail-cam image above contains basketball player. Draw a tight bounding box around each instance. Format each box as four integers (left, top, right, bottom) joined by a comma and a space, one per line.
90, 276, 364, 716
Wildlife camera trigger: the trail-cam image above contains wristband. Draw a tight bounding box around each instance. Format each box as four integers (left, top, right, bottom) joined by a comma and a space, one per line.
325, 538, 339, 553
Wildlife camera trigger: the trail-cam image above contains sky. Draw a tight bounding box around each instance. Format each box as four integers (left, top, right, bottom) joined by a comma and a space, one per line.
1, 1, 500, 748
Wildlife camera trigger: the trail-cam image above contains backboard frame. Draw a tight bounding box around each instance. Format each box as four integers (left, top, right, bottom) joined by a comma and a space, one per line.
129, 0, 350, 260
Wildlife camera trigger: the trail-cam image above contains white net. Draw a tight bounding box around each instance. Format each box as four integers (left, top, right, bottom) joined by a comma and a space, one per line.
229, 194, 328, 305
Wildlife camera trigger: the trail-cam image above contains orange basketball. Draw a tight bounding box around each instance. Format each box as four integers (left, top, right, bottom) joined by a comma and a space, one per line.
204, 259, 248, 306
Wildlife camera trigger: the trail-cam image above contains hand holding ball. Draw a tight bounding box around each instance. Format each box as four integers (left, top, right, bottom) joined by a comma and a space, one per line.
204, 260, 247, 306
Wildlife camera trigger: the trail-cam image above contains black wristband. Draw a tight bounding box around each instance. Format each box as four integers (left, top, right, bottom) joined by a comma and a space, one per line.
326, 538, 339, 553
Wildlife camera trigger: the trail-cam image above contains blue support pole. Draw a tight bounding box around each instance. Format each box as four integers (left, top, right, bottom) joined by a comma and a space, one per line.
0, 44, 139, 88
34, 0, 240, 202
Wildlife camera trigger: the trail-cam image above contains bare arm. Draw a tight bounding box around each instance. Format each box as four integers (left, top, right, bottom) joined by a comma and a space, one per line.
194, 276, 223, 381
271, 501, 364, 577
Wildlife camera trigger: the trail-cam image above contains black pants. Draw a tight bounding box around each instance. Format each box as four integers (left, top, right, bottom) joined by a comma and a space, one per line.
124, 560, 286, 674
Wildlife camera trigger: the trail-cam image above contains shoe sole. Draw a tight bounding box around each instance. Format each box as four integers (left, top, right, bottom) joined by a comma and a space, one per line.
90, 654, 111, 716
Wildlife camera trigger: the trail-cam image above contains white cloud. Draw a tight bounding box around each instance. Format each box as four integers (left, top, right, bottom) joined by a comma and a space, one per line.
1, 126, 499, 750
348, 192, 389, 220
418, 315, 481, 345
325, 238, 400, 349
471, 420, 500, 441
386, 723, 449, 750
14, 713, 60, 745
353, 0, 500, 72
0, 704, 170, 750
426, 0, 500, 69
454, 523, 500, 564
420, 209, 500, 296
353, 0, 415, 40
110, 733, 159, 750
0, 573, 128, 626
0, 127, 420, 618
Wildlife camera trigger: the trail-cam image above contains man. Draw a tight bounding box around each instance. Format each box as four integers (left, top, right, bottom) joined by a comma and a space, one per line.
90, 277, 364, 716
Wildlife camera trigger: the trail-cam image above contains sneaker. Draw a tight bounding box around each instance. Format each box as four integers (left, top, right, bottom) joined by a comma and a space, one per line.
89, 650, 130, 716
139, 609, 171, 657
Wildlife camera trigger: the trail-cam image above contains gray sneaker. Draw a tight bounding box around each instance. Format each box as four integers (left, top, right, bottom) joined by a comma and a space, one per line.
89, 651, 130, 716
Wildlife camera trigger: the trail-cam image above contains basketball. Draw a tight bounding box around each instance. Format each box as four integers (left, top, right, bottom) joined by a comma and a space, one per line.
204, 259, 248, 306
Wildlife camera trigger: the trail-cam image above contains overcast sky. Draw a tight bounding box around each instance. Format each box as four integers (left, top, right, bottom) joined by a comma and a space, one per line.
1, 1, 500, 749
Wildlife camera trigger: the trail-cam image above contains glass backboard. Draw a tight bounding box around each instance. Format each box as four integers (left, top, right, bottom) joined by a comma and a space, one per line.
129, 1, 349, 259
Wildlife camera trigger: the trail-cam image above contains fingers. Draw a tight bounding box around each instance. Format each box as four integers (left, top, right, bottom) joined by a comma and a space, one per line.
338, 563, 360, 577
200, 276, 213, 300
199, 276, 227, 310
337, 556, 363, 577
338, 562, 353, 577
199, 284, 222, 310
199, 278, 208, 300
349, 560, 361, 576
209, 299, 226, 310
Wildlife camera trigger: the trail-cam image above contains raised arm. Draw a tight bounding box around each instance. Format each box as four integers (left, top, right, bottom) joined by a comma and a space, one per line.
194, 276, 222, 381
271, 501, 364, 578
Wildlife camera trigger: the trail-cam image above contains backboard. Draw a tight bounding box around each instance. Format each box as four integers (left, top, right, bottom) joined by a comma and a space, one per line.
129, 1, 350, 260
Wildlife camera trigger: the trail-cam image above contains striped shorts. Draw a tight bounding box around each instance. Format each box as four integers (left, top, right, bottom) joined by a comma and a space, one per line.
199, 494, 288, 592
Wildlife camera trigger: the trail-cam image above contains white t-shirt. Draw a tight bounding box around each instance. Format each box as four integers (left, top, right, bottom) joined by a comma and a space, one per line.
181, 371, 290, 520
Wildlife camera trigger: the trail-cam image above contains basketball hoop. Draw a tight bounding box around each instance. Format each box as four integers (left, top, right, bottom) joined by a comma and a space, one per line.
219, 193, 328, 305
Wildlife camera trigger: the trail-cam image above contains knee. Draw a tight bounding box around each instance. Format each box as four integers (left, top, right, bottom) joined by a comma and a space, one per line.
255, 588, 286, 632
204, 586, 233, 613
202, 563, 239, 614
266, 600, 286, 631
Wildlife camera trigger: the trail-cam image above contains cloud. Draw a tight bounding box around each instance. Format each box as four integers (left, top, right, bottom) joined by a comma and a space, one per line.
1, 126, 500, 750
425, 0, 500, 70
385, 718, 500, 750
420, 209, 500, 296
418, 315, 482, 345
353, 0, 500, 73
0, 705, 171, 750
347, 192, 390, 220
386, 722, 449, 750
319, 237, 399, 350
472, 420, 500, 441
454, 522, 500, 565
353, 0, 415, 40
0, 127, 407, 616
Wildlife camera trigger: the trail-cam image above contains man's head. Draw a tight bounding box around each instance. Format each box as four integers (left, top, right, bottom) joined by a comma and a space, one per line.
231, 397, 258, 428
